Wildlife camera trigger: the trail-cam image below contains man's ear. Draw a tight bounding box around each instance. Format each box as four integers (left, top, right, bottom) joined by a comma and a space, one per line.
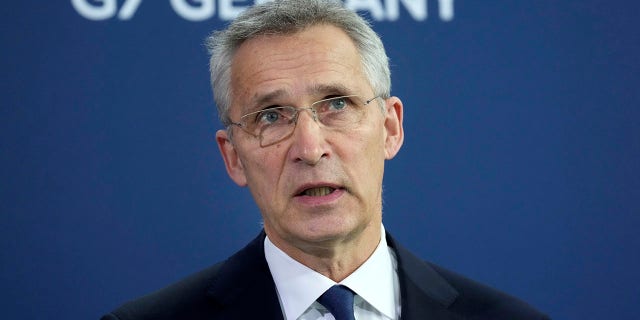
216, 129, 248, 186
383, 96, 404, 159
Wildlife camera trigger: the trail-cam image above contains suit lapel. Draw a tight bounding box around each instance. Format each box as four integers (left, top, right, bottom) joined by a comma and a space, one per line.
204, 231, 462, 320
206, 232, 285, 319
387, 233, 464, 320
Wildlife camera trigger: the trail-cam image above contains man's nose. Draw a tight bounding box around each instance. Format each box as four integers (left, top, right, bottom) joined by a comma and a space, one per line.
296, 106, 318, 122
288, 109, 327, 165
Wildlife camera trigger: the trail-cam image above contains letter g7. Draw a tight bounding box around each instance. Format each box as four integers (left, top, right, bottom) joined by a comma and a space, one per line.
71, 0, 142, 20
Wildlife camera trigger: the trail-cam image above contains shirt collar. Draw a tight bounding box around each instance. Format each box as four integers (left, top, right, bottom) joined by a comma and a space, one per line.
264, 225, 398, 320
341, 226, 398, 319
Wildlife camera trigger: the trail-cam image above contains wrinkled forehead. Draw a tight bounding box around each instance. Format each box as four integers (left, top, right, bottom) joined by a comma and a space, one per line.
228, 25, 370, 115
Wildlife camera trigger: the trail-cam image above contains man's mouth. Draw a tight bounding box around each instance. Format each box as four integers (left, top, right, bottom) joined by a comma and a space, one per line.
299, 186, 337, 197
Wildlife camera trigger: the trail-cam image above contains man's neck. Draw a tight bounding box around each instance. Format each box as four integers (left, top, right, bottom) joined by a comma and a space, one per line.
265, 221, 382, 282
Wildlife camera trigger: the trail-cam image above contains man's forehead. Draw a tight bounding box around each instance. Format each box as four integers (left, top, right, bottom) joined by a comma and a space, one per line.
232, 83, 357, 114
227, 24, 367, 112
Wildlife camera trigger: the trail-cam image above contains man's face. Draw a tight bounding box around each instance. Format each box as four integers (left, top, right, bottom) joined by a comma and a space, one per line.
216, 24, 403, 253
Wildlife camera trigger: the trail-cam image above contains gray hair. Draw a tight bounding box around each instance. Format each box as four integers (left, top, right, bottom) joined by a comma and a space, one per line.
205, 0, 391, 126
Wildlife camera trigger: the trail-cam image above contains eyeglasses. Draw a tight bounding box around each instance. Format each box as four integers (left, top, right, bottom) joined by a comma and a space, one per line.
229, 95, 381, 147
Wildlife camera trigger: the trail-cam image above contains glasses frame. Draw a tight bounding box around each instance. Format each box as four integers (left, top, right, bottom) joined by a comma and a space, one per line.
228, 95, 381, 147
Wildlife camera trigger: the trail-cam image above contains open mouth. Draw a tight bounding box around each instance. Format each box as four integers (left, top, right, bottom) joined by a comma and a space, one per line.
299, 186, 337, 197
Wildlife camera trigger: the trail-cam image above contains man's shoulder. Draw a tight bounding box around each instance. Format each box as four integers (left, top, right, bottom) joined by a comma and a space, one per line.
101, 232, 270, 320
387, 233, 549, 319
101, 262, 225, 320
426, 262, 550, 320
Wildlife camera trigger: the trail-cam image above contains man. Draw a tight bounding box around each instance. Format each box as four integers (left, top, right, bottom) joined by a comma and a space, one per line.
102, 0, 549, 319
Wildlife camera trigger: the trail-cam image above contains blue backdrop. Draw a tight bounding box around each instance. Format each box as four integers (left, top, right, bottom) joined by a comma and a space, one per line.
2, 1, 639, 319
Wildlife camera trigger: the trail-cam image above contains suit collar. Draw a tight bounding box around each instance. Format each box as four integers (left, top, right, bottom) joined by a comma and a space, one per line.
386, 232, 462, 319
206, 231, 284, 319
206, 231, 460, 319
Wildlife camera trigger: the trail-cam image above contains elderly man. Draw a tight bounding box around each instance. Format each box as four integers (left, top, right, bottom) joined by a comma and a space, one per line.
102, 1, 549, 319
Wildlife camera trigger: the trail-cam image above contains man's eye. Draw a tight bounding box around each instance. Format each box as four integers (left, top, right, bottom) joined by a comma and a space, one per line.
328, 97, 349, 110
257, 109, 281, 124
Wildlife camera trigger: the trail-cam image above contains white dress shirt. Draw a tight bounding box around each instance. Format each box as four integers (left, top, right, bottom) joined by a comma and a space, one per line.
264, 225, 401, 320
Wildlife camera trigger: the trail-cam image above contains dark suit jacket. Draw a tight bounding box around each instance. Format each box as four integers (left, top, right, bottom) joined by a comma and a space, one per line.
102, 231, 549, 319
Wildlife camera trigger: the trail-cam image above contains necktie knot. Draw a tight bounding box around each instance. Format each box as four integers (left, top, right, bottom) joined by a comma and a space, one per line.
317, 285, 356, 320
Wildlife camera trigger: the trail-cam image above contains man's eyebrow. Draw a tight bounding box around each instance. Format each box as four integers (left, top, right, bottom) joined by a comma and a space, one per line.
247, 83, 354, 110
310, 83, 353, 96
249, 89, 289, 110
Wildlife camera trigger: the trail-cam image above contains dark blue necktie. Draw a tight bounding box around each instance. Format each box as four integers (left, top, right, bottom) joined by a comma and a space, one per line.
317, 285, 356, 320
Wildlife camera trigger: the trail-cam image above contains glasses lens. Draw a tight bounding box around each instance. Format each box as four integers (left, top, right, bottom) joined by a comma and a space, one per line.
240, 95, 372, 146
240, 107, 294, 146
260, 121, 294, 146
316, 96, 366, 127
